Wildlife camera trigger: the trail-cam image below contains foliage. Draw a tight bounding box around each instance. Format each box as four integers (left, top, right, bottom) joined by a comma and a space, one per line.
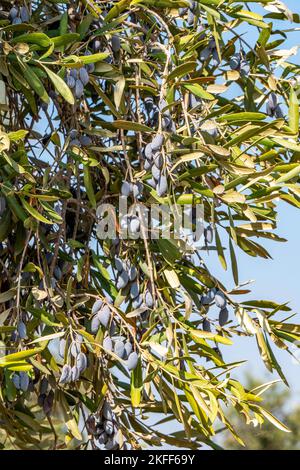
0, 0, 300, 450
222, 375, 300, 450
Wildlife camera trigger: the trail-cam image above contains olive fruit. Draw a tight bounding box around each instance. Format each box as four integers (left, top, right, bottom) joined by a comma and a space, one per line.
20, 6, 30, 23
156, 175, 168, 197
76, 352, 88, 372
114, 340, 126, 358
103, 336, 113, 352
203, 318, 211, 332
19, 372, 29, 391
75, 79, 84, 98
103, 419, 114, 436
79, 67, 89, 86
17, 321, 27, 339
215, 290, 227, 309
219, 307, 229, 327
121, 181, 131, 197
12, 374, 21, 389
59, 364, 72, 384
71, 365, 80, 382
92, 299, 103, 315
151, 134, 164, 151
98, 305, 111, 327
127, 351, 139, 371
111, 35, 121, 53
103, 402, 113, 421
9, 7, 19, 20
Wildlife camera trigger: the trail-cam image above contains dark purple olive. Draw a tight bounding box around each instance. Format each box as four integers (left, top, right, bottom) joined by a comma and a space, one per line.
93, 39, 101, 52
130, 281, 140, 299
127, 351, 139, 371
12, 374, 21, 389
132, 294, 143, 309
20, 6, 30, 23
129, 217, 140, 234
17, 321, 27, 339
156, 175, 168, 197
132, 182, 143, 198
79, 67, 89, 85
91, 314, 101, 333
103, 402, 113, 421
219, 307, 229, 327
203, 318, 211, 332
148, 177, 156, 189
145, 143, 153, 159
19, 372, 30, 391
121, 181, 131, 197
229, 53, 241, 70
59, 364, 72, 384
70, 68, 78, 79
75, 79, 84, 98
103, 336, 113, 352
145, 290, 154, 308
129, 265, 137, 281
116, 270, 129, 290
153, 152, 163, 169
80, 135, 92, 146
204, 225, 213, 244
144, 96, 154, 113
92, 299, 103, 315
76, 352, 87, 372
114, 340, 125, 358
124, 341, 133, 358
200, 46, 211, 62
9, 7, 19, 20
111, 35, 121, 53
240, 60, 250, 77
215, 290, 227, 309
98, 305, 111, 327
151, 134, 164, 151
71, 365, 80, 382
12, 17, 22, 25
103, 420, 114, 436
151, 164, 161, 181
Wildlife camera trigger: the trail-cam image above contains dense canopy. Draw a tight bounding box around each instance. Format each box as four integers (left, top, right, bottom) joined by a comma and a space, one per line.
0, 0, 300, 450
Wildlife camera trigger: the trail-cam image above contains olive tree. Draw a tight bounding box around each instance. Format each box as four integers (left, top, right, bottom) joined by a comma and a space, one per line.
0, 0, 300, 450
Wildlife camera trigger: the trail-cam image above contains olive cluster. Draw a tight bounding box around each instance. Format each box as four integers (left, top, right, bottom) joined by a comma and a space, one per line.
91, 298, 139, 371
113, 257, 154, 311
59, 335, 88, 384
87, 402, 129, 450
65, 61, 94, 99
179, 1, 198, 26
12, 371, 30, 391
201, 288, 229, 329
9, 5, 30, 24
230, 51, 250, 77
91, 299, 112, 332
200, 39, 219, 67
114, 257, 137, 291
144, 133, 168, 197
69, 129, 92, 147
266, 93, 284, 118
121, 181, 143, 199
38, 379, 54, 415
103, 335, 138, 371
